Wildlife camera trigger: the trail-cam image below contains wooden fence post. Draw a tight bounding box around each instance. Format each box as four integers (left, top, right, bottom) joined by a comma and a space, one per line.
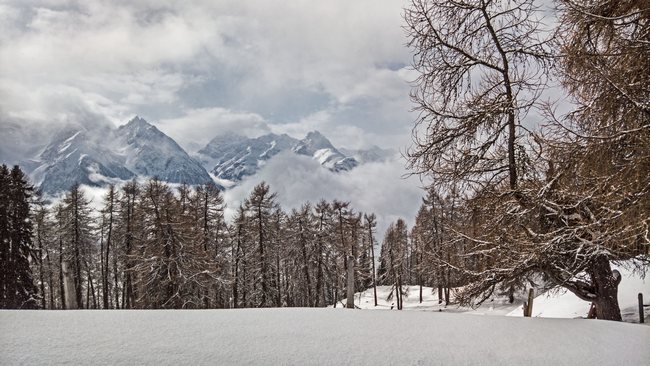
639, 293, 645, 324
525, 289, 534, 317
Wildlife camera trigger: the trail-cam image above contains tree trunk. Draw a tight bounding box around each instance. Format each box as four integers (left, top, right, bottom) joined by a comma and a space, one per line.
37, 234, 46, 309
59, 238, 66, 310
368, 224, 378, 307
346, 255, 355, 309
299, 221, 312, 307
45, 248, 55, 309
591, 257, 622, 321
62, 261, 77, 309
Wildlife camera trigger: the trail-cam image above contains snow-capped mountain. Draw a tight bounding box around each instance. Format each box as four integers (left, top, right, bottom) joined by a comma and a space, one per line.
1, 115, 394, 194
32, 129, 135, 194
197, 131, 358, 183
113, 117, 213, 185
29, 117, 214, 194
198, 132, 298, 182
292, 131, 357, 172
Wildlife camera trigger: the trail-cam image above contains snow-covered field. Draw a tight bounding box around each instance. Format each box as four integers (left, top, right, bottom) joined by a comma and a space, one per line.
1, 308, 649, 365
2, 264, 647, 365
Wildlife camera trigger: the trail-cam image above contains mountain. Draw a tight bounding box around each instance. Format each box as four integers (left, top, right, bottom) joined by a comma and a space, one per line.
292, 131, 357, 172
31, 129, 136, 194
3, 115, 392, 194
29, 117, 214, 194
198, 132, 298, 182
113, 117, 214, 185
197, 131, 358, 183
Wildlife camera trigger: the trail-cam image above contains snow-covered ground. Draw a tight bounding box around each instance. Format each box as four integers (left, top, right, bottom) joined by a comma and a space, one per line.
338, 264, 649, 323
2, 264, 647, 364
1, 308, 648, 365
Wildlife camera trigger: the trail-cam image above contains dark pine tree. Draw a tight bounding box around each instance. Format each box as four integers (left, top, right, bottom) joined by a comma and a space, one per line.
1, 165, 39, 309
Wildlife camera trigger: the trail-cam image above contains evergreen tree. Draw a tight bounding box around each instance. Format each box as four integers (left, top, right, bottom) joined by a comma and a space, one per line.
0, 164, 9, 307
1, 165, 38, 309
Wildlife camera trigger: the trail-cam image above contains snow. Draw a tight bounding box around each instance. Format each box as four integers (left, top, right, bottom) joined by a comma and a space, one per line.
337, 285, 524, 315
313, 148, 336, 165
1, 309, 648, 365
341, 264, 649, 323
507, 263, 650, 322
58, 131, 81, 153
209, 173, 236, 189
259, 140, 277, 158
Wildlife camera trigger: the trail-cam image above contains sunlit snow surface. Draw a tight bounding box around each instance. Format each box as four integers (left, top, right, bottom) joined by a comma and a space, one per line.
1, 308, 648, 365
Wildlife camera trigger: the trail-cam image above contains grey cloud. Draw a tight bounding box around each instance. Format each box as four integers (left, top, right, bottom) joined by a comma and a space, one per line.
0, 0, 415, 151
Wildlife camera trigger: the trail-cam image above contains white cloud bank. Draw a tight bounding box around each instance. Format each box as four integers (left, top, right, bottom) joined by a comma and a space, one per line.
224, 152, 424, 236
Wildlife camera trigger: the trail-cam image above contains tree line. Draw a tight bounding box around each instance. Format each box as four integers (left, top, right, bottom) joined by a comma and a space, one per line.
1, 171, 388, 310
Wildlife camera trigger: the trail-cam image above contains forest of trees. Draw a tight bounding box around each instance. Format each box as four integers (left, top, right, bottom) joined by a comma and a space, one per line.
1, 171, 384, 310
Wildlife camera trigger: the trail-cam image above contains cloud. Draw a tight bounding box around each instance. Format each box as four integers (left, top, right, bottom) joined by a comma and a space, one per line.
155, 107, 271, 151
0, 0, 415, 152
223, 151, 424, 237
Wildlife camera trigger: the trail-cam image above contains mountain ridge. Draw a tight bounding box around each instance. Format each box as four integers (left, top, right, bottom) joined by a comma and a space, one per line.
0, 116, 394, 194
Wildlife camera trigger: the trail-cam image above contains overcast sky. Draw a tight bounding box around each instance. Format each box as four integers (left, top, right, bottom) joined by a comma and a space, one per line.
0, 0, 415, 150
0, 0, 424, 233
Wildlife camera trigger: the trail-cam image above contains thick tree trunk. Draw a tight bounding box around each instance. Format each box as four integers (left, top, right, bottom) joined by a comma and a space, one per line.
548, 256, 622, 321
314, 240, 324, 307
591, 257, 622, 321
257, 205, 268, 307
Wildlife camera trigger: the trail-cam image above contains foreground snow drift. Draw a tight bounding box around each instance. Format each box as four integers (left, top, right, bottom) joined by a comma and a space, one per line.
1, 309, 648, 365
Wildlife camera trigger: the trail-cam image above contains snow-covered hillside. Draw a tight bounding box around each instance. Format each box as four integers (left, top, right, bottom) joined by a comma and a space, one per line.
1, 309, 648, 365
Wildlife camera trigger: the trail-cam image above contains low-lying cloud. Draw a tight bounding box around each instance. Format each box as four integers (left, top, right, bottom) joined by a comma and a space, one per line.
224, 151, 424, 237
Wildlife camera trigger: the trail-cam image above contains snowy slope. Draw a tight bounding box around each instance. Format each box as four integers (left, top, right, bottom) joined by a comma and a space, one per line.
338, 285, 524, 316
1, 309, 648, 365
292, 131, 357, 172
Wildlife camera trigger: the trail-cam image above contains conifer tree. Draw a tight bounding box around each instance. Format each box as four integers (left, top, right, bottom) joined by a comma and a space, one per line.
0, 164, 9, 308
1, 166, 39, 309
